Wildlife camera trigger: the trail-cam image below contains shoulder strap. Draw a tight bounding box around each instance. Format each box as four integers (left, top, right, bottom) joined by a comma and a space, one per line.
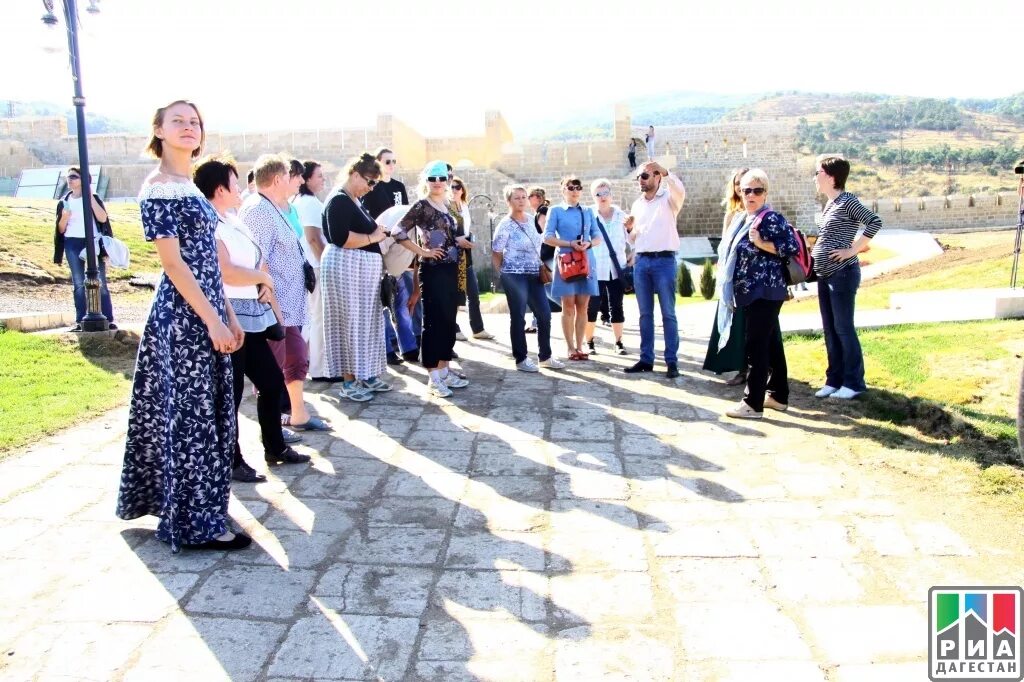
594, 216, 624, 277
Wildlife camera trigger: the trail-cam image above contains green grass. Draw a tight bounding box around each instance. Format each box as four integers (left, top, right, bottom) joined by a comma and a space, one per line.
0, 198, 159, 280
785, 319, 1024, 505
0, 329, 136, 455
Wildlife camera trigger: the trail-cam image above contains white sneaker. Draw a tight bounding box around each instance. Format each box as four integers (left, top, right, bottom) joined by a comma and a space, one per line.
473, 330, 495, 340
338, 381, 373, 402
443, 371, 469, 389
539, 357, 565, 370
763, 395, 788, 412
516, 358, 540, 372
428, 378, 453, 398
814, 385, 840, 398
828, 386, 862, 400
455, 331, 467, 341
725, 400, 762, 419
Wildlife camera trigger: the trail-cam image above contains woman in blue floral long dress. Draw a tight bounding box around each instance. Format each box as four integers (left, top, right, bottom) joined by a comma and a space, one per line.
116, 100, 250, 553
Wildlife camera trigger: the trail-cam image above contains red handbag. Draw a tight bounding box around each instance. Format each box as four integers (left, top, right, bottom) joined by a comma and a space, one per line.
557, 206, 590, 283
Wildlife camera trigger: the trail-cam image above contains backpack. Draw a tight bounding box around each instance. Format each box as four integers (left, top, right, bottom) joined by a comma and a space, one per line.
783, 225, 814, 285
749, 210, 814, 285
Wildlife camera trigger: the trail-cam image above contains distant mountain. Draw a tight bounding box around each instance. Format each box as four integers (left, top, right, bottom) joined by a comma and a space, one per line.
0, 99, 146, 135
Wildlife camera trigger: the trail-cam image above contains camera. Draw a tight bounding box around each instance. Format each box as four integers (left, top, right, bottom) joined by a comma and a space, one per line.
1015, 159, 1024, 175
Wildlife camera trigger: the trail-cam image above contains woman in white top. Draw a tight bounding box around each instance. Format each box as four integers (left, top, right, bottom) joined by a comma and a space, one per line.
584, 179, 630, 356
195, 155, 310, 478
291, 160, 329, 380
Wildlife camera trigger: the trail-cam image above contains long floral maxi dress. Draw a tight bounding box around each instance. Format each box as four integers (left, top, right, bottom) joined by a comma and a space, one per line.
116, 180, 237, 552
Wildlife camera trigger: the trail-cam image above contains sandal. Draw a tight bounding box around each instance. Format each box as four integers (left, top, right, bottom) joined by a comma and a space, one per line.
569, 351, 588, 361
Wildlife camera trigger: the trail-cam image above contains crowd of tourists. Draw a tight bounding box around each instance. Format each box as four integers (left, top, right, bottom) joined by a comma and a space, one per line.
107, 99, 881, 552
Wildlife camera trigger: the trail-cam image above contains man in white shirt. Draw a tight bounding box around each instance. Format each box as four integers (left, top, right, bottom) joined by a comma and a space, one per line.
624, 161, 686, 378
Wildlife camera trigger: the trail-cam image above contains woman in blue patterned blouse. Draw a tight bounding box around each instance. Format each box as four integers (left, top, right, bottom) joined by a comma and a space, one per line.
491, 185, 565, 373
717, 169, 798, 419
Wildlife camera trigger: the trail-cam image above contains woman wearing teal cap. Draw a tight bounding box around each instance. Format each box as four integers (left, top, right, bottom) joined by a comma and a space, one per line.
394, 160, 468, 398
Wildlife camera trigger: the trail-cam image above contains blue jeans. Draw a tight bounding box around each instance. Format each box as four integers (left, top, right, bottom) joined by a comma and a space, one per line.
633, 255, 678, 365
384, 273, 418, 353
64, 237, 113, 323
501, 272, 552, 363
817, 262, 866, 392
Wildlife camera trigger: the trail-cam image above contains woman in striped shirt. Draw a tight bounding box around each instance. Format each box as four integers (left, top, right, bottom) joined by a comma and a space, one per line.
813, 155, 883, 400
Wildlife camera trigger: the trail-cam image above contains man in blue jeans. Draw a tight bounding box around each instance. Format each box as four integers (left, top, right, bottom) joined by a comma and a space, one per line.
624, 161, 685, 378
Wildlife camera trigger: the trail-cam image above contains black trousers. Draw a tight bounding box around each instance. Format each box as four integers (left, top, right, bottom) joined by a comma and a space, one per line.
742, 298, 789, 411
231, 330, 287, 465
587, 279, 625, 323
420, 263, 459, 369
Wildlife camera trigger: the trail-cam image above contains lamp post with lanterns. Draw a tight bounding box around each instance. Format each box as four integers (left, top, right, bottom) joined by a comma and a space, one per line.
41, 0, 108, 332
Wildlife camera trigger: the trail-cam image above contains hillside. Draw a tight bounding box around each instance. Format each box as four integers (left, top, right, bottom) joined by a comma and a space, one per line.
724, 92, 1024, 196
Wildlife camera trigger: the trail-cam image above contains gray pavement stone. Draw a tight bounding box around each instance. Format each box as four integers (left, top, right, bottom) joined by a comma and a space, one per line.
261, 496, 360, 535
445, 530, 546, 571
268, 614, 419, 680
230, 529, 340, 569
185, 566, 316, 619
124, 615, 285, 682
554, 624, 674, 682
432, 569, 549, 621
471, 474, 551, 501
4, 621, 151, 681
291, 473, 384, 499
381, 471, 469, 499
675, 600, 812, 660
803, 605, 928, 664
315, 564, 434, 616
551, 572, 655, 624
340, 527, 446, 566
367, 495, 457, 528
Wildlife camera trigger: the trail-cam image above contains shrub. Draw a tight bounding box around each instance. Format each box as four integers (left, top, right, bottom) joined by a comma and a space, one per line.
677, 262, 694, 297
700, 259, 716, 300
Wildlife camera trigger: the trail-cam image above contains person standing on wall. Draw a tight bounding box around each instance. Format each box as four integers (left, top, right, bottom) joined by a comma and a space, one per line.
645, 125, 656, 159
54, 166, 116, 331
363, 147, 419, 365
627, 138, 637, 170
291, 160, 330, 381
624, 160, 685, 378
812, 155, 882, 401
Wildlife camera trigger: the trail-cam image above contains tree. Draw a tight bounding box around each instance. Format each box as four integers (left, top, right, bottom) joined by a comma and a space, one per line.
678, 263, 695, 297
699, 260, 716, 300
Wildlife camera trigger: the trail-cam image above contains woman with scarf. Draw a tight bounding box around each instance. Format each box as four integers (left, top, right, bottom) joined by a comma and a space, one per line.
718, 169, 798, 420
703, 168, 749, 382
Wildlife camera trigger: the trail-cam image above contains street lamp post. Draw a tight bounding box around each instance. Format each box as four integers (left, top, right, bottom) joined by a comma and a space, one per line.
42, 0, 108, 332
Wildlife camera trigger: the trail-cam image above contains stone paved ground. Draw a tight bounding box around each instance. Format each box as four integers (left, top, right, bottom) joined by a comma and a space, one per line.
2, 311, 1022, 681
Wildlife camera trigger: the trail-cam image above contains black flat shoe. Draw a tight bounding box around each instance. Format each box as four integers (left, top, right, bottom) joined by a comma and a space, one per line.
184, 532, 252, 551
666, 363, 680, 379
402, 350, 420, 363
387, 353, 404, 366
624, 361, 654, 374
266, 446, 311, 465
232, 463, 266, 483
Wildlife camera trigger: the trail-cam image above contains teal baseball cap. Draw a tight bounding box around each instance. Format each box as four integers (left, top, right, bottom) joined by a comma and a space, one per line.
423, 160, 449, 178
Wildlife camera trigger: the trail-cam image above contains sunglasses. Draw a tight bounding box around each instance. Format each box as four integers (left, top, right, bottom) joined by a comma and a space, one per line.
67, 175, 81, 180
595, 190, 611, 198
637, 172, 660, 181
362, 175, 378, 188
427, 176, 448, 183
451, 184, 463, 190
741, 187, 766, 196
565, 184, 583, 191
385, 159, 397, 165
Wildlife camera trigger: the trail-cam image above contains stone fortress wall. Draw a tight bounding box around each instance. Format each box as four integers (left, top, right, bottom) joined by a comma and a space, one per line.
1, 105, 1020, 242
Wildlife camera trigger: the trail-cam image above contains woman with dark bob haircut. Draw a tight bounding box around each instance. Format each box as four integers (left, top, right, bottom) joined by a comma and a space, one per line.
116, 100, 251, 552
812, 154, 883, 401
321, 152, 391, 402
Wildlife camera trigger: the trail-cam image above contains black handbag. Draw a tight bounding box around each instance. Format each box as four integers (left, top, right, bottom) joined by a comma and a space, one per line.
380, 273, 397, 309
302, 260, 316, 294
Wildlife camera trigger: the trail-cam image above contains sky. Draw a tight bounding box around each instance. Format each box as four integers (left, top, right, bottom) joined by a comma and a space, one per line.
0, 0, 1019, 137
